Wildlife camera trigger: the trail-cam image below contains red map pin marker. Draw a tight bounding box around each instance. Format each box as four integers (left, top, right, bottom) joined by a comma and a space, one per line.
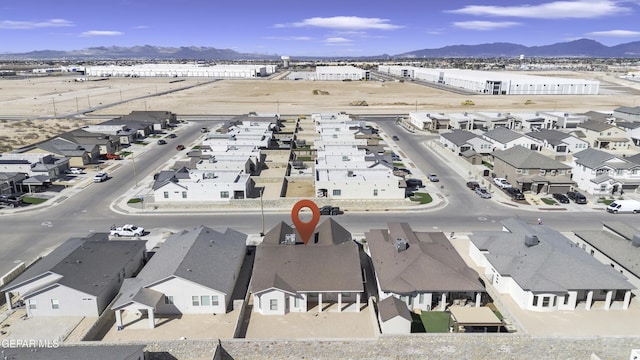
291, 199, 320, 245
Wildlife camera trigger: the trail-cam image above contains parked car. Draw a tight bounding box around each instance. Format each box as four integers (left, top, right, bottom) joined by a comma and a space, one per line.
101, 153, 121, 160
493, 177, 512, 189
475, 187, 492, 198
319, 206, 343, 215
176, 144, 185, 151
427, 174, 439, 182
466, 181, 480, 191
93, 172, 108, 183
552, 193, 570, 204
391, 154, 401, 161
0, 194, 24, 208
394, 167, 412, 175
505, 187, 525, 200
566, 191, 587, 204
157, 139, 167, 145
110, 224, 145, 237
169, 133, 177, 138
606, 200, 640, 214
65, 167, 83, 174
392, 135, 400, 141
405, 178, 423, 188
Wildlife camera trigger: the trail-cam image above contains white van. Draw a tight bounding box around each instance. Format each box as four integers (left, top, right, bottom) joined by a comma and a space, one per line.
606, 200, 640, 214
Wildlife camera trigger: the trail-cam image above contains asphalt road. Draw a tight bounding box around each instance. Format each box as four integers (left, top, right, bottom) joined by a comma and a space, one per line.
0, 117, 634, 278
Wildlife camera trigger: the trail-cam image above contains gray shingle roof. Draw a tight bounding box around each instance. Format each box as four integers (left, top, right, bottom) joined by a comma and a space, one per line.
112, 226, 246, 309
492, 146, 571, 169
37, 138, 91, 157
366, 223, 484, 295
378, 296, 412, 322
440, 130, 477, 146
614, 106, 640, 115
483, 127, 523, 144
2, 236, 146, 297
573, 148, 637, 170
524, 129, 571, 144
626, 153, 640, 165
574, 221, 640, 279
469, 219, 634, 293
578, 120, 614, 132
250, 219, 363, 294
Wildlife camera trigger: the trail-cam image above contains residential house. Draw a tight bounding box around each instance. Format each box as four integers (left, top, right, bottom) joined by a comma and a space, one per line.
616, 121, 640, 146
59, 128, 121, 155
576, 120, 630, 150
0, 153, 69, 181
482, 127, 539, 152
468, 218, 634, 311
573, 221, 640, 291
378, 296, 412, 335
112, 226, 246, 329
539, 111, 588, 129
492, 145, 574, 194
1, 234, 145, 317
121, 110, 178, 131
448, 112, 475, 130
440, 130, 493, 156
152, 167, 255, 202
613, 106, 640, 122
0, 172, 27, 195
366, 223, 484, 313
250, 219, 364, 315
512, 112, 554, 130
524, 129, 589, 161
472, 112, 516, 131
408, 112, 449, 132
102, 118, 154, 139
582, 110, 616, 123
572, 148, 640, 195
26, 137, 99, 167
83, 124, 139, 146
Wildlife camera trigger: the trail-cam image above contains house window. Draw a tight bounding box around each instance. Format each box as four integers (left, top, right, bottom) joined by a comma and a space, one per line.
269, 299, 278, 311
163, 191, 169, 199
600, 184, 607, 192
164, 296, 174, 305
220, 191, 229, 199
333, 189, 341, 196
373, 189, 378, 197
542, 297, 550, 307
182, 191, 187, 199
563, 295, 570, 305
539, 169, 547, 176
293, 297, 300, 308
51, 299, 59, 310
212, 295, 219, 306
192, 296, 200, 306
28, 299, 36, 310
418, 293, 425, 304
590, 249, 595, 256
201, 295, 211, 306
533, 295, 539, 307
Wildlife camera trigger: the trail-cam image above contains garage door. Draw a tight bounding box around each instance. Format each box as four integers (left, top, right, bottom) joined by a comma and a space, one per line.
548, 185, 571, 194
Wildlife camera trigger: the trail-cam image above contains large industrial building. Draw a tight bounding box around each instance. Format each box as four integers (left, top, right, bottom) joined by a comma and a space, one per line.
378, 66, 599, 95
84, 64, 277, 78
315, 66, 370, 81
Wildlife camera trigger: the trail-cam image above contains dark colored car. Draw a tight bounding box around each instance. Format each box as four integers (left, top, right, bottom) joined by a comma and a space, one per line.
405, 178, 423, 188
169, 133, 177, 138
176, 144, 185, 151
567, 191, 587, 204
0, 194, 24, 208
157, 139, 167, 145
319, 206, 343, 215
466, 181, 479, 191
552, 193, 570, 204
392, 135, 400, 141
505, 187, 525, 200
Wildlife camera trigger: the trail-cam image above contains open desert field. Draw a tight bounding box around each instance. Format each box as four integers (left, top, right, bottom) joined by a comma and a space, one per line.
1, 70, 639, 151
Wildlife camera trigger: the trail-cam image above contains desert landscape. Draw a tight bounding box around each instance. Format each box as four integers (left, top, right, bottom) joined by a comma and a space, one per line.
1, 70, 639, 152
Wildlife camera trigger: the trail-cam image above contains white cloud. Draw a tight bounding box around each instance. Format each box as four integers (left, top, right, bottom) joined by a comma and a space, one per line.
275, 16, 402, 30
586, 29, 640, 37
453, 21, 521, 30
0, 18, 74, 29
447, 0, 630, 19
81, 30, 124, 37
265, 36, 313, 41
323, 37, 352, 46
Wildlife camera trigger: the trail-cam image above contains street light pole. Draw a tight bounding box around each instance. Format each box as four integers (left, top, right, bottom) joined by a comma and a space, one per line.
260, 188, 265, 236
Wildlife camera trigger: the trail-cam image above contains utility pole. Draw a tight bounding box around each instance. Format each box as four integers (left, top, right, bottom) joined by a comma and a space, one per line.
52, 98, 57, 117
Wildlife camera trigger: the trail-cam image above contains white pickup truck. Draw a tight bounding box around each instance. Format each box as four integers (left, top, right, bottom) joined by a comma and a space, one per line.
110, 224, 145, 237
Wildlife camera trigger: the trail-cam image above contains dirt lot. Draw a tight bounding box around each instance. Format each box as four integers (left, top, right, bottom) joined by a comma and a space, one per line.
1, 71, 639, 151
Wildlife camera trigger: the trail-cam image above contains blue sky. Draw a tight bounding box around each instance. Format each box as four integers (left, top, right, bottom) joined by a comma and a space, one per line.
1, 0, 640, 55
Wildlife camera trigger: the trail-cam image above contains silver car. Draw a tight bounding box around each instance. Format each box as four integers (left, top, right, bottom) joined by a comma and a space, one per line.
475, 187, 492, 199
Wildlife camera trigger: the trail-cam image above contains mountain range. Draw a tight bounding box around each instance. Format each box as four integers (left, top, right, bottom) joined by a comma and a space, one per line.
1, 39, 639, 60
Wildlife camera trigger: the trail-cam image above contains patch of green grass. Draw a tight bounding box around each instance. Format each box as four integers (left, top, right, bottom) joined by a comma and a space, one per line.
540, 198, 557, 205
393, 162, 404, 167
192, 145, 200, 150
127, 198, 142, 204
410, 192, 432, 204
411, 313, 426, 333
134, 141, 148, 146
296, 156, 312, 161
493, 310, 504, 321
420, 311, 451, 333
22, 197, 47, 205
482, 161, 493, 169
598, 198, 614, 205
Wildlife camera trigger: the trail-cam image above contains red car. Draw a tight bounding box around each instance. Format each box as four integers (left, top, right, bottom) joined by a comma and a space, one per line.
176, 144, 185, 151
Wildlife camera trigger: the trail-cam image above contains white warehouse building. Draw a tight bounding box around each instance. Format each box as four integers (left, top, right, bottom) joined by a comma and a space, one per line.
377, 66, 599, 95
315, 66, 370, 81
85, 64, 275, 78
